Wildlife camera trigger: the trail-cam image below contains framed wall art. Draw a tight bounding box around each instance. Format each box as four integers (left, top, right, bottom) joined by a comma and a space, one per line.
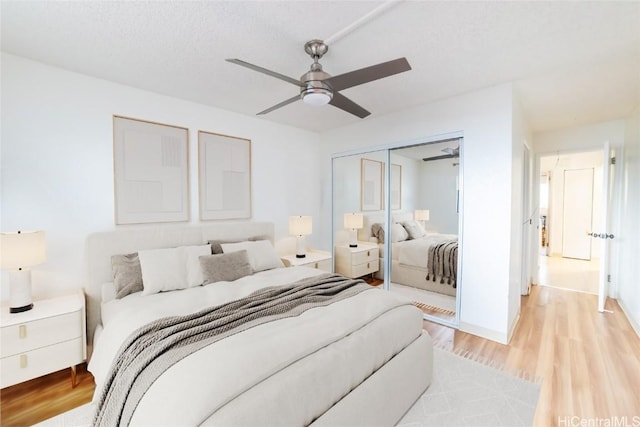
198, 131, 252, 220
113, 115, 189, 224
361, 158, 383, 211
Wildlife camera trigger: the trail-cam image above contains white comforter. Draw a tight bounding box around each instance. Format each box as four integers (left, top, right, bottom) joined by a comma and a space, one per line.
396, 233, 457, 268
89, 267, 423, 426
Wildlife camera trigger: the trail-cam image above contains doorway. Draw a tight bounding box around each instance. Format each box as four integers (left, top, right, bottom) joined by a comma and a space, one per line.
537, 150, 603, 294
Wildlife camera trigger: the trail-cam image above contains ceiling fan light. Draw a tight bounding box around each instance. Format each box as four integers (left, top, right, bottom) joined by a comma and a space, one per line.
302, 88, 332, 106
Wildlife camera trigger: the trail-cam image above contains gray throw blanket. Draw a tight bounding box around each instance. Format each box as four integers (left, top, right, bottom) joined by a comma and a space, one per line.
425, 240, 458, 288
92, 273, 370, 427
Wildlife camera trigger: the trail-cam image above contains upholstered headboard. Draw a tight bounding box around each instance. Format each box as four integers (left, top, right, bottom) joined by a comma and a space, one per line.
84, 222, 274, 351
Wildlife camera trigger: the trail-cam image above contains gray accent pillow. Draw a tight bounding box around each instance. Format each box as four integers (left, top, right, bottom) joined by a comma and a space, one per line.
371, 223, 385, 243
208, 235, 270, 254
199, 250, 254, 284
111, 253, 143, 299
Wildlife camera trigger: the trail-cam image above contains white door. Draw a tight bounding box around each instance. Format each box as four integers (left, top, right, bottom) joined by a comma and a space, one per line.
596, 142, 614, 312
562, 168, 594, 260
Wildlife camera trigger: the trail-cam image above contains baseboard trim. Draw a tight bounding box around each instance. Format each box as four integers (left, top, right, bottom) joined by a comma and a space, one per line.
459, 322, 508, 344
507, 312, 521, 343
617, 298, 640, 338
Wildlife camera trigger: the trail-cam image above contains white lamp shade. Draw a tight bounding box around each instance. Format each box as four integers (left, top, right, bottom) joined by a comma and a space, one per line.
0, 230, 46, 269
414, 210, 430, 221
344, 213, 364, 229
289, 216, 312, 236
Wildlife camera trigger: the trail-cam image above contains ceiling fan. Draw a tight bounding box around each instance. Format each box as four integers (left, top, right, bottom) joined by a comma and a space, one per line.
422, 145, 460, 162
226, 39, 411, 118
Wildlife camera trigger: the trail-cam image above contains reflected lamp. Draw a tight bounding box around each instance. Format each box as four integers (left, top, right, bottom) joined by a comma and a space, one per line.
414, 209, 430, 228
344, 213, 363, 248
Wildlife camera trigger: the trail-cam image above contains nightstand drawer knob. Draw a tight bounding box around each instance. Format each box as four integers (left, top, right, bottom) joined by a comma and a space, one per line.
20, 354, 27, 369
19, 325, 26, 339
367, 251, 370, 256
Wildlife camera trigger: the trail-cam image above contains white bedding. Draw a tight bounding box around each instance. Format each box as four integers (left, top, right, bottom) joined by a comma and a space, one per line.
89, 266, 425, 426
395, 233, 457, 269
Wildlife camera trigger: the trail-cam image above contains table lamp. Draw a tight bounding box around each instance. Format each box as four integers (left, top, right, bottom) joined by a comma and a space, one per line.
0, 230, 46, 313
344, 213, 363, 248
289, 216, 312, 258
414, 209, 430, 229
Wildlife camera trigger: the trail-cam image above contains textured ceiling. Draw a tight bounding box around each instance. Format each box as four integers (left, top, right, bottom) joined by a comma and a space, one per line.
2, 1, 639, 133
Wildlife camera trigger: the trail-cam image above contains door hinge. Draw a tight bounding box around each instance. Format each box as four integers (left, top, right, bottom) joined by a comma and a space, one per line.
607, 274, 611, 283
611, 157, 616, 165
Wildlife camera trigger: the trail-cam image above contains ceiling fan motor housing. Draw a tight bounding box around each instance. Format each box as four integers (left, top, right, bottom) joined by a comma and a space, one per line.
300, 69, 333, 103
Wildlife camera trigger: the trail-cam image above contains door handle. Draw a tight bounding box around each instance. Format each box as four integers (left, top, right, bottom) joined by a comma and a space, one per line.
589, 232, 615, 239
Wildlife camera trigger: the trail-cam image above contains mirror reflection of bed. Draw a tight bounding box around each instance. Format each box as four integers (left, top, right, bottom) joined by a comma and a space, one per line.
331, 137, 462, 325
386, 139, 461, 322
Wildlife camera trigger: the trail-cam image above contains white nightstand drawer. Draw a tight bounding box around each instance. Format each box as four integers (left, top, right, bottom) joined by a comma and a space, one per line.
352, 248, 378, 265
0, 338, 84, 388
352, 260, 379, 278
312, 259, 332, 271
1, 310, 82, 358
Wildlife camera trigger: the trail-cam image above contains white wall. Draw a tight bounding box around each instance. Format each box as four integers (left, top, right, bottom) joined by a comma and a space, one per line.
416, 158, 459, 234
321, 84, 519, 343
0, 53, 323, 301
618, 108, 640, 335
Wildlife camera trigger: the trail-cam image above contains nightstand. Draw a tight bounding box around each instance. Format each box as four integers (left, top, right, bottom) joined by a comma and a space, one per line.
335, 242, 379, 278
281, 250, 332, 272
0, 290, 87, 388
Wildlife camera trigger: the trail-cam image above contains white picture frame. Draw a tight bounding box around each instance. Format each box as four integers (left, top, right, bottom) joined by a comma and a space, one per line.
361, 158, 383, 211
198, 131, 252, 220
113, 116, 189, 225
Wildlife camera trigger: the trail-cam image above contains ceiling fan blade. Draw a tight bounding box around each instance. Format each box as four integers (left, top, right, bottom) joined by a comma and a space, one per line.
329, 92, 370, 118
226, 59, 302, 87
257, 95, 301, 115
423, 154, 458, 162
325, 58, 411, 92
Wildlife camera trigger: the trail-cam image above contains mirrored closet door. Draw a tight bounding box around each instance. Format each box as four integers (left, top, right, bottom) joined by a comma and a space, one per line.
332, 150, 387, 286
331, 136, 463, 327
388, 139, 462, 326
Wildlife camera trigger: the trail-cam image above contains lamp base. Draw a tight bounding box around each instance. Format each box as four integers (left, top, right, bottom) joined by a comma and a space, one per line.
9, 269, 34, 315
296, 254, 306, 259
10, 303, 33, 313
349, 244, 358, 248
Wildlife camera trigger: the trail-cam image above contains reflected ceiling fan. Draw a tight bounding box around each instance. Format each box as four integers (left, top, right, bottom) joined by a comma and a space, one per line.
226, 39, 411, 118
423, 145, 460, 162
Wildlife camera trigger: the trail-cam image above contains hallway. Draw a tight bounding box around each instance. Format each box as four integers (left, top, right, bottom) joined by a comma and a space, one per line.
537, 255, 599, 294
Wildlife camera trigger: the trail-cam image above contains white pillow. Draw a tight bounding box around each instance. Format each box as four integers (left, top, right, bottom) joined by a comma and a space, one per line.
220, 240, 283, 272
390, 223, 410, 243
138, 244, 211, 295
401, 220, 426, 239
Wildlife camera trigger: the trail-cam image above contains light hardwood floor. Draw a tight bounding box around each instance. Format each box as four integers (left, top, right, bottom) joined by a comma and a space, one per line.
1, 284, 639, 426
0, 364, 94, 426
425, 285, 640, 425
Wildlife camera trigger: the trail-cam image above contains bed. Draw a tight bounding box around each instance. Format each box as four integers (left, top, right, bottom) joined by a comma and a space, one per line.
84, 223, 432, 426
360, 214, 458, 297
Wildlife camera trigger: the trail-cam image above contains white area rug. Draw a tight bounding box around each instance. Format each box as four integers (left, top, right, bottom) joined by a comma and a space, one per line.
399, 348, 540, 427
37, 347, 539, 427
